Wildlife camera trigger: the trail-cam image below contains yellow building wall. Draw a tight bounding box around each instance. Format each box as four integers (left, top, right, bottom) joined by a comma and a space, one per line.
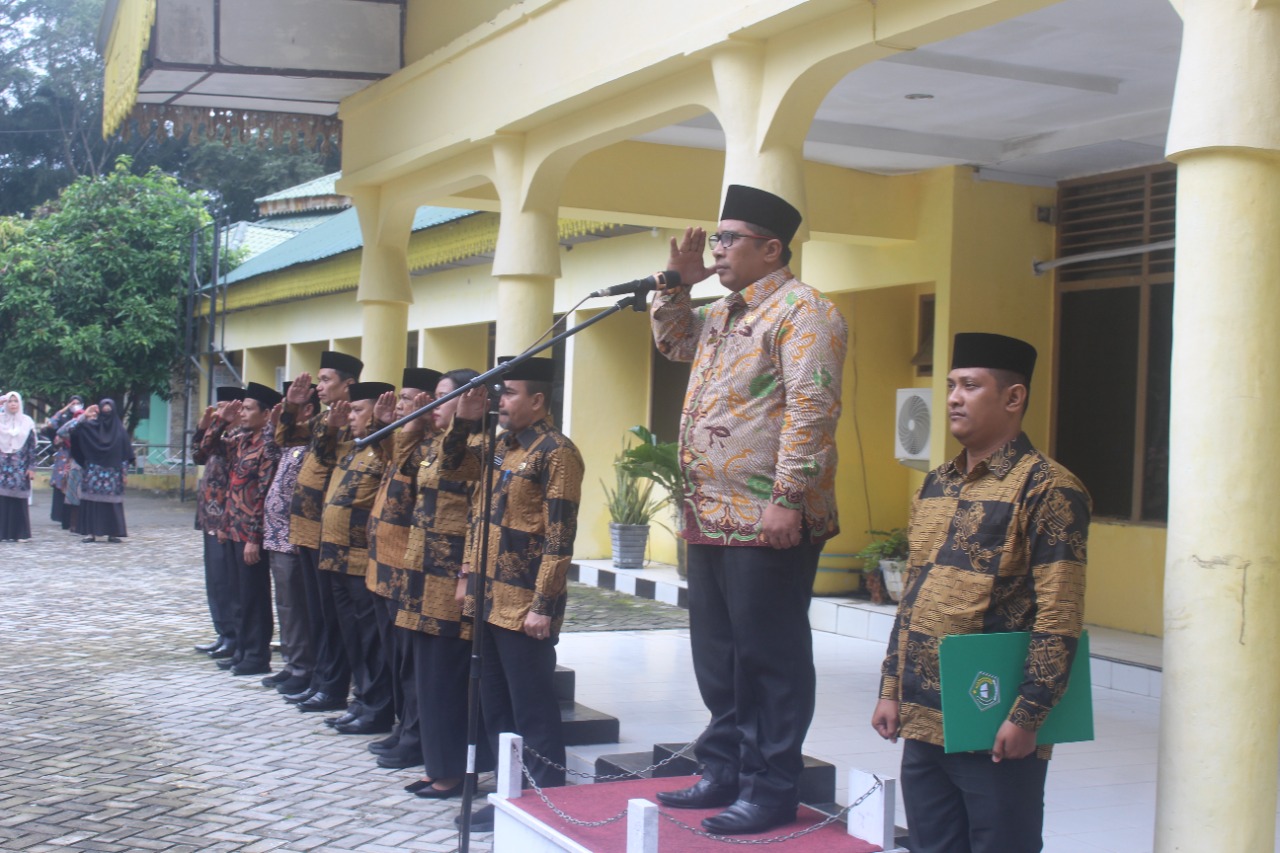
1087, 522, 1166, 637
419, 326, 490, 374
243, 345, 285, 386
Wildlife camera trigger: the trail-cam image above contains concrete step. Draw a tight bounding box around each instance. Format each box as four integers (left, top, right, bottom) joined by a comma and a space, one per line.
559, 701, 620, 746
553, 664, 575, 704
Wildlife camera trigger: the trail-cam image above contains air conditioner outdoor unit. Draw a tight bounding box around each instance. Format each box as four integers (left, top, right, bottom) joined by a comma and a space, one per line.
895, 388, 932, 472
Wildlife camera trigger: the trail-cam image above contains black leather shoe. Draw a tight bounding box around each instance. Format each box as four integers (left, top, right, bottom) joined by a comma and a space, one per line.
404, 778, 433, 794
276, 675, 311, 695
216, 659, 236, 670
283, 688, 315, 704
334, 718, 393, 736
368, 734, 399, 754
230, 664, 271, 676
207, 643, 236, 660
376, 747, 424, 769
325, 711, 360, 728
701, 800, 796, 836
261, 670, 292, 687
194, 638, 223, 653
454, 804, 494, 832
297, 692, 347, 713
655, 778, 739, 810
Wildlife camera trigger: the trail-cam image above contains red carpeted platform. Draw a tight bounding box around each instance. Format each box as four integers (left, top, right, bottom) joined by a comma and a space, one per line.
503, 775, 882, 852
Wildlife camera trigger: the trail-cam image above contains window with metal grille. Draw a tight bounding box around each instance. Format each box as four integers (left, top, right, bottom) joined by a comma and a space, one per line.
1053, 165, 1174, 523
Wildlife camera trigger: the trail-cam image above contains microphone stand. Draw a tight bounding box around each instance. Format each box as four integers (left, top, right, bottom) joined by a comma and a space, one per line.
352, 290, 649, 853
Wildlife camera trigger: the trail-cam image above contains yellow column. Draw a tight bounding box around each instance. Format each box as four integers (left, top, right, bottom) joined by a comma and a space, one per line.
710, 44, 810, 275
1157, 2, 1280, 850
491, 136, 560, 360
352, 191, 414, 384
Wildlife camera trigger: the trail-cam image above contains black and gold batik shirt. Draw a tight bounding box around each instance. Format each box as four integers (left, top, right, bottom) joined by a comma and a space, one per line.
318, 439, 385, 577
365, 429, 422, 603
440, 415, 584, 640
879, 432, 1090, 757
394, 428, 482, 639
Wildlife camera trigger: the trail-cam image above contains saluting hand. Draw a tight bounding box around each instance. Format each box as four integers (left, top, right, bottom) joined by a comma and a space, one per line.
198, 405, 216, 430
327, 399, 350, 428
401, 391, 433, 435
665, 227, 714, 288
373, 390, 397, 425
285, 373, 312, 406
268, 402, 282, 430
456, 386, 487, 422
220, 400, 242, 425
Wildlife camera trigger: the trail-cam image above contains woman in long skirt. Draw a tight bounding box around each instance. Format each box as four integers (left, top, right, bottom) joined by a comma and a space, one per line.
0, 392, 37, 541
68, 399, 135, 543
42, 395, 84, 530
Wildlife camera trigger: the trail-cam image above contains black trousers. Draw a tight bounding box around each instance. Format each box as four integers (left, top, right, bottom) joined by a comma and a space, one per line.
227, 539, 273, 670
901, 739, 1048, 853
374, 596, 419, 752
203, 533, 238, 646
412, 630, 476, 780
480, 624, 564, 788
686, 540, 821, 809
331, 572, 391, 723
305, 549, 350, 698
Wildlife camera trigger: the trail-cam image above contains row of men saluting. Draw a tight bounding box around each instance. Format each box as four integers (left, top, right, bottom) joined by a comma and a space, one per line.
190, 351, 582, 827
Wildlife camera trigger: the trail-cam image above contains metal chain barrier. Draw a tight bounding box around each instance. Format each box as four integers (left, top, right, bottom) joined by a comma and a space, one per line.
524, 728, 707, 782
518, 743, 884, 845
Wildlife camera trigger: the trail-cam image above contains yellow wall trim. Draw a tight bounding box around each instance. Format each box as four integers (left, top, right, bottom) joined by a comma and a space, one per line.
102, 0, 155, 138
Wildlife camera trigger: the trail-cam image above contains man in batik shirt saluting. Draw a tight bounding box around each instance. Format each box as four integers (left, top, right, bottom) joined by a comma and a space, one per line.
652, 184, 848, 836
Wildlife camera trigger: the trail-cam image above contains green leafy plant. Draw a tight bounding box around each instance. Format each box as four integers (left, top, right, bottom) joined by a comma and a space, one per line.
616, 425, 685, 521
602, 450, 668, 525
855, 528, 909, 567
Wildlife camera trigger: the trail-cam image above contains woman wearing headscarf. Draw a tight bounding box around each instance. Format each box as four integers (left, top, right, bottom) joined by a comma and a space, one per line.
68, 398, 136, 543
42, 394, 85, 530
0, 391, 37, 541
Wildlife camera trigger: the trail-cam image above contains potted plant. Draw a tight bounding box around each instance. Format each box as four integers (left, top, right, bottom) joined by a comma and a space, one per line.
602, 448, 669, 569
616, 425, 688, 576
855, 528, 910, 604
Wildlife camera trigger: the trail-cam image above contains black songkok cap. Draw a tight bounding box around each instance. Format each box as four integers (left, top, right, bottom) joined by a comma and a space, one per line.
216, 386, 246, 403
319, 350, 364, 379
348, 381, 395, 403
244, 382, 283, 409
720, 184, 803, 246
497, 356, 556, 383
951, 333, 1037, 385
402, 367, 443, 392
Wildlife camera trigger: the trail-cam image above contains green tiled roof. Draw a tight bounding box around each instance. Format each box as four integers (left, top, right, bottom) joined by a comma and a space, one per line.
254, 172, 343, 204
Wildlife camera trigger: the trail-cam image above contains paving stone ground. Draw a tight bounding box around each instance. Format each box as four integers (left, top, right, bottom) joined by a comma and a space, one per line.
0, 492, 686, 852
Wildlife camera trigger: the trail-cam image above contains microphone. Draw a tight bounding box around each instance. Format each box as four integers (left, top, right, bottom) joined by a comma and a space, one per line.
588, 270, 682, 298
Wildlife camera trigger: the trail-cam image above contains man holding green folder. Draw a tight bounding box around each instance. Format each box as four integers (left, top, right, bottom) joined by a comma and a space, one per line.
871, 332, 1091, 853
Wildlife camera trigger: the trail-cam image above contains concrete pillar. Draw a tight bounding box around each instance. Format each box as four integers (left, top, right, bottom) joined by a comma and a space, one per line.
352, 191, 414, 384
1157, 2, 1280, 850
710, 44, 810, 275
491, 136, 561, 361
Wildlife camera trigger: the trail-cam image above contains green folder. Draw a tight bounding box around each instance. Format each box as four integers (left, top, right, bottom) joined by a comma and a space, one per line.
939, 630, 1094, 753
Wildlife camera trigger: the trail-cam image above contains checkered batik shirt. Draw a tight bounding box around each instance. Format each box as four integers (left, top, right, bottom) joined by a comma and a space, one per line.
651, 267, 847, 547
879, 432, 1090, 756
318, 440, 386, 577
441, 415, 583, 640
394, 428, 482, 639
365, 430, 421, 601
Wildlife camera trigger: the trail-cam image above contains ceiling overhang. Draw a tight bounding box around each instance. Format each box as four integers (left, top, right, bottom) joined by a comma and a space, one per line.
103, 0, 403, 137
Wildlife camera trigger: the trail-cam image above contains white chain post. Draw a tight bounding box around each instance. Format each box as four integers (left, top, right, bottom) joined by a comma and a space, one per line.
847, 767, 898, 851
497, 732, 524, 799
626, 799, 658, 853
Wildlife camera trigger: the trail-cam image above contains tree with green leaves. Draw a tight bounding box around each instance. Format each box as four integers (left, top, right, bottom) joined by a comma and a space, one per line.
0, 157, 210, 429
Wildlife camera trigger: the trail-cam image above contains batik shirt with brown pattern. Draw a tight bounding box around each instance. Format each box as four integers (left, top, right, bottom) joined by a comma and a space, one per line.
651, 267, 847, 547
318, 439, 386, 577
365, 430, 420, 602
440, 415, 583, 640
879, 432, 1090, 757
394, 427, 482, 639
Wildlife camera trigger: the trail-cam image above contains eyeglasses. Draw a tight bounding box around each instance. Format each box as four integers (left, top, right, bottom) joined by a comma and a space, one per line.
708, 230, 768, 249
